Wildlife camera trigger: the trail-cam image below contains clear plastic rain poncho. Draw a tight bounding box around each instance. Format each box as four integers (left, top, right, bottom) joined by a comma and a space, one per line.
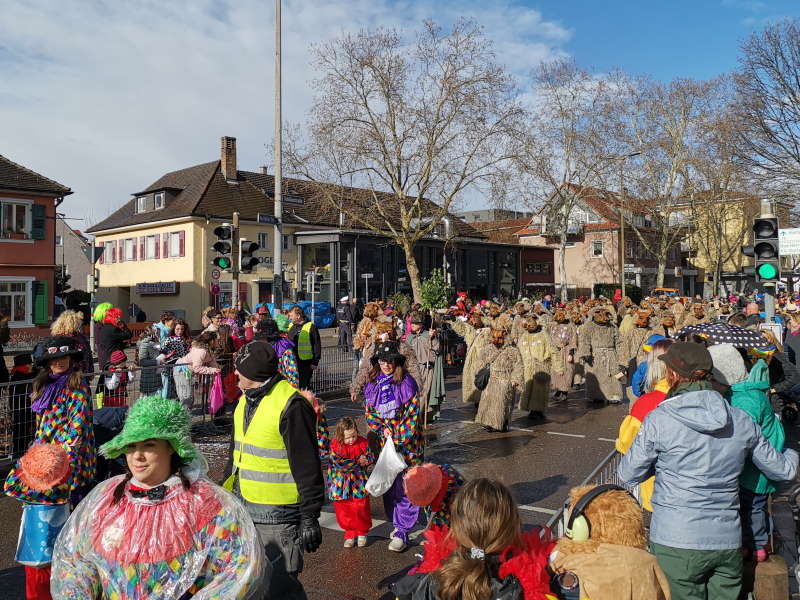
51, 458, 266, 599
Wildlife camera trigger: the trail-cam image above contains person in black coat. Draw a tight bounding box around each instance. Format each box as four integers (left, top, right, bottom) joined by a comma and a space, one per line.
96, 307, 132, 371
287, 306, 322, 390
336, 296, 354, 350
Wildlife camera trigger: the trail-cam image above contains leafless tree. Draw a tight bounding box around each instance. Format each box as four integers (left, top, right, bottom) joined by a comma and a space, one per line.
515, 58, 613, 302
735, 19, 800, 199
284, 19, 522, 302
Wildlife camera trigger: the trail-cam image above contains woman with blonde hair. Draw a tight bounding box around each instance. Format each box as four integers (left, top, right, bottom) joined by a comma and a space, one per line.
50, 309, 92, 373
392, 478, 553, 600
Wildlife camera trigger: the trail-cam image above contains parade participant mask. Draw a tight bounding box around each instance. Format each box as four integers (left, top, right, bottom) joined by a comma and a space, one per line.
623, 297, 633, 307
468, 313, 484, 329
553, 309, 568, 323
488, 306, 501, 319
661, 315, 675, 329
523, 316, 540, 333
720, 305, 731, 314
693, 304, 705, 318
491, 329, 506, 347
534, 304, 545, 314
593, 310, 611, 324
635, 312, 651, 328
572, 312, 583, 324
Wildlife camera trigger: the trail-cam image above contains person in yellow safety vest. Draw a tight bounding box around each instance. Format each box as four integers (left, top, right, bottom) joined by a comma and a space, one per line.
288, 306, 322, 390
223, 340, 325, 600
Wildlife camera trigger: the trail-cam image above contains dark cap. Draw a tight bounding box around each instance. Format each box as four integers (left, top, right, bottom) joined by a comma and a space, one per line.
371, 341, 405, 366
234, 341, 278, 382
658, 341, 712, 379
254, 318, 279, 341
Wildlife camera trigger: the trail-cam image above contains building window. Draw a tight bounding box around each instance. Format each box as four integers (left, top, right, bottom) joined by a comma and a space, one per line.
103, 241, 115, 262
1, 201, 31, 238
626, 241, 635, 259
154, 192, 165, 210
525, 262, 551, 274
258, 232, 269, 250
591, 240, 603, 257
282, 235, 290, 251
0, 279, 31, 325
124, 238, 135, 261
169, 231, 181, 257
55, 235, 63, 246
145, 235, 157, 259
136, 196, 147, 213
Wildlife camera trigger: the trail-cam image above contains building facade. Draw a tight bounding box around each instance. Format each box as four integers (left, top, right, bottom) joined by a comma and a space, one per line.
55, 219, 92, 293
0, 154, 72, 334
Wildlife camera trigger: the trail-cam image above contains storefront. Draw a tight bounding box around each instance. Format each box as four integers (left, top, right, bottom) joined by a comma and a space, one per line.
294, 230, 520, 303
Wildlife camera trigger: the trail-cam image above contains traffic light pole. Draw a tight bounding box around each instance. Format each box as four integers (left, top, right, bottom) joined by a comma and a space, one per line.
232, 211, 240, 309
760, 200, 776, 324
272, 0, 284, 311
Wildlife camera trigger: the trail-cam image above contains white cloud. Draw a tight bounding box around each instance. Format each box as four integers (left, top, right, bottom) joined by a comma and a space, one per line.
0, 0, 570, 226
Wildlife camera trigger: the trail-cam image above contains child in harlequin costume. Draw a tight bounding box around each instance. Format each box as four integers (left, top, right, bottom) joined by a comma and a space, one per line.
9, 444, 71, 600
328, 417, 374, 548
392, 478, 555, 600
50, 395, 265, 599
404, 463, 464, 530
363, 341, 422, 553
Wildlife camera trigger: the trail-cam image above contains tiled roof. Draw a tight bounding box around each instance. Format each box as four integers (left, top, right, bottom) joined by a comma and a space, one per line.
0, 154, 72, 195
471, 218, 530, 244
88, 160, 485, 239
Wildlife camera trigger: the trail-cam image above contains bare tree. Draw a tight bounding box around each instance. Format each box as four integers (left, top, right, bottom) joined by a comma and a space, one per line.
284, 19, 522, 302
516, 58, 613, 302
735, 19, 800, 198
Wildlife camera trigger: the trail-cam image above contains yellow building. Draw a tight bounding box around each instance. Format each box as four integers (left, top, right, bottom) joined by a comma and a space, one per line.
87, 138, 308, 325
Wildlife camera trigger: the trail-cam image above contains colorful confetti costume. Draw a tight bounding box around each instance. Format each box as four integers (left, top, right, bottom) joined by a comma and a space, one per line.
423, 464, 465, 530
51, 469, 265, 599
364, 374, 422, 543
328, 437, 374, 540
278, 347, 300, 389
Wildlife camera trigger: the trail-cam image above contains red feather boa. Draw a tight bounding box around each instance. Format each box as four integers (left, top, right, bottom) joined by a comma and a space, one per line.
414, 526, 555, 600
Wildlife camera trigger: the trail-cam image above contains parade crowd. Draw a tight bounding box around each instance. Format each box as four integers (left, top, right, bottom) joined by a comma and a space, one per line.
1, 287, 800, 600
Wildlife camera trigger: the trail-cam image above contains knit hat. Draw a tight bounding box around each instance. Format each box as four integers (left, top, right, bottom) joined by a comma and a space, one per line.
100, 395, 199, 461
658, 341, 712, 378
18, 443, 70, 492
109, 350, 126, 364
404, 464, 442, 507
234, 341, 279, 382
707, 344, 748, 386
642, 334, 665, 353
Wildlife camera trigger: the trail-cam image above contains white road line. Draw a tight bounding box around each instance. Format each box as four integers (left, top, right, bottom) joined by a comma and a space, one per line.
518, 504, 559, 515
597, 437, 616, 443
546, 431, 585, 438
508, 426, 534, 433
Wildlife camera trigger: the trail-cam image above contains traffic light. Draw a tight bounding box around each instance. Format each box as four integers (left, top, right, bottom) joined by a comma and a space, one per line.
212, 224, 233, 270
239, 239, 260, 273
753, 216, 780, 283
87, 269, 100, 293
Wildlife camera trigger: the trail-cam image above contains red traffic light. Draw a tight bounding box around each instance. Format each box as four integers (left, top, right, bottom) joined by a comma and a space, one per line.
753, 217, 778, 239
213, 225, 232, 240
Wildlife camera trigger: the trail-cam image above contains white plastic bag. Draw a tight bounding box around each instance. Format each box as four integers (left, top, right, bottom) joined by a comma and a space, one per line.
365, 437, 407, 497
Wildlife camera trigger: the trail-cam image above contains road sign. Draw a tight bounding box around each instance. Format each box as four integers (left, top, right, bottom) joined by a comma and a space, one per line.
211, 268, 221, 280
779, 228, 800, 255
210, 284, 221, 296
361, 273, 374, 279
257, 213, 280, 226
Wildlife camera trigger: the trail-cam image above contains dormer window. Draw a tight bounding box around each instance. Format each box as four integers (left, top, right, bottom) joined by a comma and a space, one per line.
154, 192, 165, 210
136, 196, 147, 213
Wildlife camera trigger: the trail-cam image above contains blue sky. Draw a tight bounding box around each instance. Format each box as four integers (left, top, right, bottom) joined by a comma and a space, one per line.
1, 0, 798, 225
533, 0, 800, 80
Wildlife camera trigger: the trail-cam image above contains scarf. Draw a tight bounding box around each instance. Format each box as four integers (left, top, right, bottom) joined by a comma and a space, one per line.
367, 372, 403, 419
273, 337, 294, 358
31, 369, 72, 414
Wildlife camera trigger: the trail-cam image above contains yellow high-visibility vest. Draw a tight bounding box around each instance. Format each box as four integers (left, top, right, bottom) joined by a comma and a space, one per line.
223, 379, 300, 505
297, 321, 313, 361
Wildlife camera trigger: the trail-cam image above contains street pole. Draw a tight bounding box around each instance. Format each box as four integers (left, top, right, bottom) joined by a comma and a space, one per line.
89, 239, 96, 356
619, 160, 626, 300
272, 0, 284, 311
232, 211, 240, 309
761, 199, 776, 323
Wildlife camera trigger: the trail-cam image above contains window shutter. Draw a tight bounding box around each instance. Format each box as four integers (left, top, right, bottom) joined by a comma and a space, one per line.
132, 238, 137, 261
179, 231, 185, 257
111, 241, 117, 263
163, 234, 169, 258
119, 239, 126, 263
33, 280, 48, 324
31, 204, 46, 240
154, 233, 160, 259
99, 242, 105, 264
140, 237, 145, 260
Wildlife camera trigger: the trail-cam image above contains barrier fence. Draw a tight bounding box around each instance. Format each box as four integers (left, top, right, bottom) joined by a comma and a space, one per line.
0, 346, 358, 461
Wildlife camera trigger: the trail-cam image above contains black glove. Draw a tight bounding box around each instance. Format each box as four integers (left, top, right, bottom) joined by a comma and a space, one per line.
300, 515, 322, 553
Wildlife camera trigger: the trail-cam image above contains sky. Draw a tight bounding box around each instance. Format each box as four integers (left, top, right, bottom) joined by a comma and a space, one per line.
1, 0, 798, 230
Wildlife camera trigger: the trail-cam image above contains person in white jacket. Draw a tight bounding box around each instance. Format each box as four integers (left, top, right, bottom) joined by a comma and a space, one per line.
174, 331, 220, 409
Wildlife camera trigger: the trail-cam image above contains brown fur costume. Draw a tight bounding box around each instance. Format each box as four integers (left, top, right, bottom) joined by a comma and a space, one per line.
550, 485, 671, 600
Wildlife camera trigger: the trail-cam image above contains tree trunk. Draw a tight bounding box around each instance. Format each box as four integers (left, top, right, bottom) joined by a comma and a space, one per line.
402, 241, 424, 304
559, 233, 568, 302
656, 261, 666, 288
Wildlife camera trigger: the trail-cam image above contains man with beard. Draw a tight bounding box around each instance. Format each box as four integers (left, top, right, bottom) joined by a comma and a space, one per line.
578, 307, 623, 403
547, 309, 577, 401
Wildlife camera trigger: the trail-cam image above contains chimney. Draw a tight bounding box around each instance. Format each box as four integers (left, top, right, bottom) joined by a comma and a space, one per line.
221, 136, 237, 181
260, 166, 268, 175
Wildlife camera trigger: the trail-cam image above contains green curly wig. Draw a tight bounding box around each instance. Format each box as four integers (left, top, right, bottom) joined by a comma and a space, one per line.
275, 313, 291, 332
100, 395, 199, 461
93, 302, 113, 323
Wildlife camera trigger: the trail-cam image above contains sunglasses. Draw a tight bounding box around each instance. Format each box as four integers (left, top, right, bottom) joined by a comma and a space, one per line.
46, 346, 70, 354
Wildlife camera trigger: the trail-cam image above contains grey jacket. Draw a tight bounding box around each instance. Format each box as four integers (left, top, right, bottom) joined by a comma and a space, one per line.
618, 388, 798, 550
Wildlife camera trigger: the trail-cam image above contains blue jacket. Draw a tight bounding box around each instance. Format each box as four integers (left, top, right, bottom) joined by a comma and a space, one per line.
630, 361, 648, 399
618, 387, 798, 550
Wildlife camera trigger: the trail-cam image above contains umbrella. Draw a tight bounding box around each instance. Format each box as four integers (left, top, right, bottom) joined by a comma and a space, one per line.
676, 322, 772, 349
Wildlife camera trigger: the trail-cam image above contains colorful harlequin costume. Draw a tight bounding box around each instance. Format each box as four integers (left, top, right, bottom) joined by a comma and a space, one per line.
328, 436, 374, 540
51, 396, 265, 599
404, 463, 465, 530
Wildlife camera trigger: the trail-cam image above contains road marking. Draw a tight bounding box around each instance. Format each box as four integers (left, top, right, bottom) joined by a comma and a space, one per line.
319, 508, 425, 540
546, 431, 585, 438
597, 437, 616, 443
518, 504, 559, 515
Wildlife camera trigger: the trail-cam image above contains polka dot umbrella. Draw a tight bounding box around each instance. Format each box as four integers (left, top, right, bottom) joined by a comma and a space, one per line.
676, 322, 772, 350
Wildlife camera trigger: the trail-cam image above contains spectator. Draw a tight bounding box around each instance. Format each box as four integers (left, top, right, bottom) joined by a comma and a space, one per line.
287, 306, 321, 389
784, 310, 800, 365
255, 318, 299, 388
336, 295, 355, 350
618, 341, 798, 600
153, 311, 176, 344
50, 309, 92, 374
96, 307, 132, 372
200, 305, 215, 330
204, 309, 223, 333
160, 319, 192, 399
8, 353, 36, 457
744, 302, 763, 328
727, 312, 748, 328
174, 331, 220, 408
135, 325, 162, 396
0, 311, 9, 384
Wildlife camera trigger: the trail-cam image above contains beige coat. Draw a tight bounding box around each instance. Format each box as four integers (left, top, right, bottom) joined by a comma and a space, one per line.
517, 330, 553, 412
452, 321, 490, 405
548, 321, 577, 393
578, 320, 622, 402
474, 342, 523, 430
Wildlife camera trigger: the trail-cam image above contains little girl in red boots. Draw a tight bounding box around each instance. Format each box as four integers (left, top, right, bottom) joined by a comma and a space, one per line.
328, 417, 374, 547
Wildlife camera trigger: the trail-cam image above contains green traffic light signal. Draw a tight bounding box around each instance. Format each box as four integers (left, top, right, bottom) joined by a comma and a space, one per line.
756, 263, 778, 280
213, 256, 231, 269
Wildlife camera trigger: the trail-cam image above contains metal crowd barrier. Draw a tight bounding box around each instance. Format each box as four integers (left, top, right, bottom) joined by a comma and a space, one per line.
0, 346, 358, 461
545, 449, 640, 537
